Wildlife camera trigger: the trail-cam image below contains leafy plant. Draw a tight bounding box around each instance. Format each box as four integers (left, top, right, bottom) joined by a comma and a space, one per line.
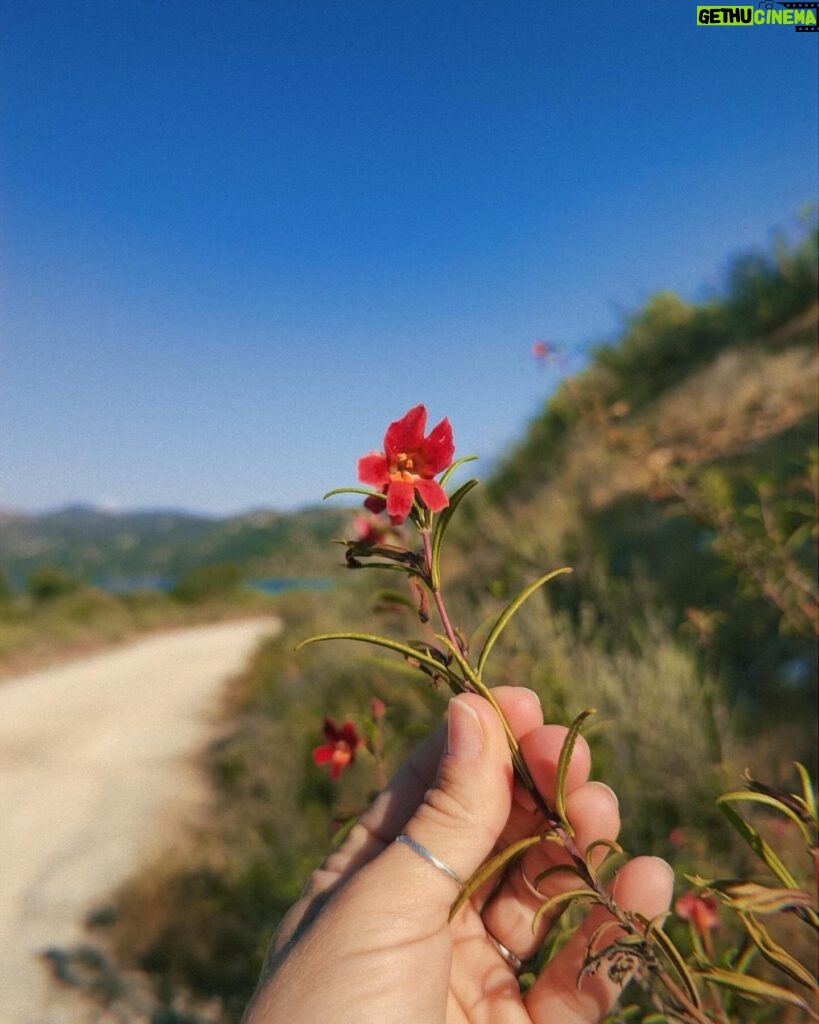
307, 403, 818, 1021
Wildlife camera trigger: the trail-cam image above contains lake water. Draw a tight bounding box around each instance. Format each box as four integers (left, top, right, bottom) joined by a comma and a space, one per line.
245, 578, 333, 595
97, 576, 332, 595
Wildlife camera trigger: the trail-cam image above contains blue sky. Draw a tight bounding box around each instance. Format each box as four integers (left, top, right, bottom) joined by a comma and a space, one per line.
1, 0, 817, 516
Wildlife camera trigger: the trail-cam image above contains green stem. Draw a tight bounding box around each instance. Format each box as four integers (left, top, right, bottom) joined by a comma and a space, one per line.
419, 525, 555, 818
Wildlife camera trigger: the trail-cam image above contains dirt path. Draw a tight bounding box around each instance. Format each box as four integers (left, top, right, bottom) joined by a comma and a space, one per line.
0, 617, 280, 1024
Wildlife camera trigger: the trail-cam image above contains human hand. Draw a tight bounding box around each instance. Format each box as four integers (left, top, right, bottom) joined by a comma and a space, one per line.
242, 687, 673, 1024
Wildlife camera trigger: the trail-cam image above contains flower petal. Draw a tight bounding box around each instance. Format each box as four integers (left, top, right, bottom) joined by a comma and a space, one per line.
312, 744, 334, 766
386, 479, 415, 521
413, 477, 450, 512
384, 404, 426, 456
363, 492, 387, 514
422, 417, 454, 473
339, 720, 361, 747
357, 453, 390, 487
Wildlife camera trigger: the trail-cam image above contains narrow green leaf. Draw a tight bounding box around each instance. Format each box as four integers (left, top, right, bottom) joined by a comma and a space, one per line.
641, 915, 703, 1011
430, 478, 479, 589
739, 911, 818, 988
323, 485, 386, 502
717, 800, 801, 890
555, 708, 596, 834
583, 838, 624, 880
448, 835, 542, 921
297, 631, 449, 679
721, 881, 814, 916
697, 966, 817, 1015
718, 790, 813, 846
794, 760, 818, 822
438, 454, 479, 489
585, 918, 627, 961
476, 567, 573, 676
346, 562, 420, 575
531, 887, 599, 930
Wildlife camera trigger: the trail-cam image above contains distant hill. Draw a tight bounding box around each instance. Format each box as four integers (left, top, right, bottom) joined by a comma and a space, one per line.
0, 504, 349, 590
454, 224, 818, 715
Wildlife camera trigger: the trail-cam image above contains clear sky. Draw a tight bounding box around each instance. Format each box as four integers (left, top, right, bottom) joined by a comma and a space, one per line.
1, 0, 817, 516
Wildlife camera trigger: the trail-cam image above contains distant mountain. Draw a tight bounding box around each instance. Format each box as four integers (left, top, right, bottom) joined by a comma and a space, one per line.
0, 504, 349, 589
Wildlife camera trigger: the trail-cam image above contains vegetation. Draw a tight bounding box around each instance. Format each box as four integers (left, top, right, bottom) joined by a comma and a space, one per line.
35, 222, 818, 1021
0, 578, 280, 680
0, 505, 347, 676
0, 504, 347, 590
170, 563, 245, 604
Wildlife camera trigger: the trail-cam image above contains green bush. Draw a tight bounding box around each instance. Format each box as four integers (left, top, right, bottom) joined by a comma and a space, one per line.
27, 565, 82, 603
170, 563, 244, 604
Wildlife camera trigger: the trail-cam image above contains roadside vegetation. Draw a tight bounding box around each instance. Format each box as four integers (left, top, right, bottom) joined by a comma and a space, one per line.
0, 563, 277, 679
32, 221, 819, 1022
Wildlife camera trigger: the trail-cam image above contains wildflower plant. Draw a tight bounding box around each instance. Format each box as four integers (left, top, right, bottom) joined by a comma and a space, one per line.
300, 404, 818, 1023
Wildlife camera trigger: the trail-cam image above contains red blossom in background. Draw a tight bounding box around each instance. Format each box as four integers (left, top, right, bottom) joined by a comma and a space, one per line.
667, 826, 688, 849
352, 514, 390, 545
369, 696, 386, 721
312, 718, 362, 781
675, 890, 720, 935
357, 404, 454, 523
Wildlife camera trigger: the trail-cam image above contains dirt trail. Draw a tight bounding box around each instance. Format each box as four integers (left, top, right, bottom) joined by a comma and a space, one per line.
0, 617, 280, 1024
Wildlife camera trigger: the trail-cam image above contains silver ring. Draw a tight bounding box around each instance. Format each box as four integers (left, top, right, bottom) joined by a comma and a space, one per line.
395, 834, 463, 887
485, 930, 525, 974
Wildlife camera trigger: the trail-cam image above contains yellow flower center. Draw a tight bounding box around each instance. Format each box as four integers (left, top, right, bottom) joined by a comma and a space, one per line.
390, 451, 418, 482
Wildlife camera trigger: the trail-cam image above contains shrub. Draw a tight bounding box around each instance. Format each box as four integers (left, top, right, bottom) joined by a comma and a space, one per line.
170, 564, 244, 604
27, 565, 82, 603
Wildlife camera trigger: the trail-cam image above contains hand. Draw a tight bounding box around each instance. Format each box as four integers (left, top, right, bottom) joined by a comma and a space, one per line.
243, 687, 673, 1024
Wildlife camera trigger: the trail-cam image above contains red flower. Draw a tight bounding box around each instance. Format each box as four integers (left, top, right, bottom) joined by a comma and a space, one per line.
357, 405, 455, 523
352, 514, 390, 545
675, 891, 720, 934
312, 718, 362, 781
667, 826, 688, 849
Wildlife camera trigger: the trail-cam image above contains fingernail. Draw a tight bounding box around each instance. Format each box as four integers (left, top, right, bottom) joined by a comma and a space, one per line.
447, 698, 483, 761
588, 780, 620, 808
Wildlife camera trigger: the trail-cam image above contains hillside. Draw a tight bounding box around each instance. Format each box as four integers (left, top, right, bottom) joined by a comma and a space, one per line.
0, 504, 348, 590
454, 227, 818, 718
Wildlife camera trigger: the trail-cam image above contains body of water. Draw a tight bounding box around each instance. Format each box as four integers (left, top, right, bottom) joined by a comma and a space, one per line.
97, 576, 332, 595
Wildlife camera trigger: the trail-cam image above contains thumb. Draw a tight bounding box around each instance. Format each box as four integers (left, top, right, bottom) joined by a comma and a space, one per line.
368, 693, 515, 915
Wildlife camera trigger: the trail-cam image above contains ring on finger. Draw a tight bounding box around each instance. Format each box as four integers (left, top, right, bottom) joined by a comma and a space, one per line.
484, 925, 526, 974
394, 834, 463, 887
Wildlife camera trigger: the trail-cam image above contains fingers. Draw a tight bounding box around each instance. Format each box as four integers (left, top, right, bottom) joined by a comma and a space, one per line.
331, 685, 543, 884
274, 687, 543, 951
465, 720, 594, 914
373, 691, 532, 914
481, 780, 621, 964
525, 856, 675, 1024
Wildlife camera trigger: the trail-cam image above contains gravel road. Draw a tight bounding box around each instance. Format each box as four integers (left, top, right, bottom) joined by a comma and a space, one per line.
0, 617, 280, 1024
